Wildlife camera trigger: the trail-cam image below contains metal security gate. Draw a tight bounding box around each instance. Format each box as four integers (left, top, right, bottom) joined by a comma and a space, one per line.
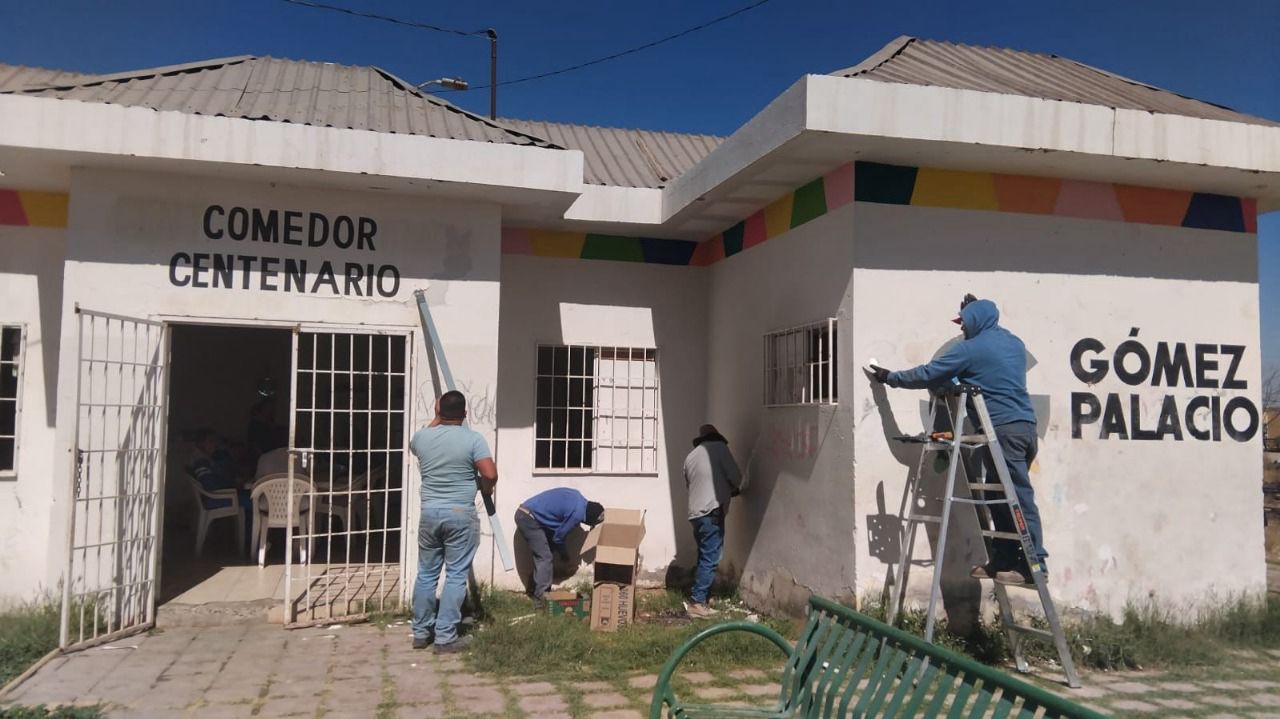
284, 328, 412, 625
61, 308, 170, 650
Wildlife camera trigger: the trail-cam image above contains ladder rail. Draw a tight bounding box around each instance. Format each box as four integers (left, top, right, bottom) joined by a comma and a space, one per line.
969, 392, 1080, 687
921, 397, 967, 644
885, 400, 938, 627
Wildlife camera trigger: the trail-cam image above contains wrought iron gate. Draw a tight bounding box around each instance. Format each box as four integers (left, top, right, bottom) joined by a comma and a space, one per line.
60, 308, 170, 649
285, 328, 411, 625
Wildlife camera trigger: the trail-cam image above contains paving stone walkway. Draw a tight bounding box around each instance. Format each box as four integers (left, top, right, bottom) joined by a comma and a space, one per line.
3, 622, 1279, 718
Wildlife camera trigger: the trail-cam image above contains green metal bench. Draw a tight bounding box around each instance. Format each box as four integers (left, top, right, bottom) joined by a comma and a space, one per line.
650, 596, 1105, 718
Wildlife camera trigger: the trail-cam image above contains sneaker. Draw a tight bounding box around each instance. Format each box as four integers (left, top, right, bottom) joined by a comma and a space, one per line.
412, 635, 431, 650
531, 597, 547, 614
686, 602, 718, 619
994, 569, 1034, 586
432, 635, 473, 655
969, 564, 999, 580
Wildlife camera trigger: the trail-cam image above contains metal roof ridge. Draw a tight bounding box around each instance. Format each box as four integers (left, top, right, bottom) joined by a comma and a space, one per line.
360, 65, 562, 148
1055, 54, 1255, 118
829, 35, 916, 77
12, 55, 259, 92
500, 116, 725, 140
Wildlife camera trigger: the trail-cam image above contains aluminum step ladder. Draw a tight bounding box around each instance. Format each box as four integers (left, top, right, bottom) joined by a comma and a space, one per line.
886, 383, 1081, 688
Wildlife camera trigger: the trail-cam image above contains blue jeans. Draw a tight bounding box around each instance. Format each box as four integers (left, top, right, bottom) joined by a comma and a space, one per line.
980, 421, 1047, 572
690, 510, 724, 604
412, 507, 480, 644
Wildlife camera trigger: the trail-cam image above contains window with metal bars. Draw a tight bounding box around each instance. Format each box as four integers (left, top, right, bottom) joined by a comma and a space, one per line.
0, 325, 23, 475
763, 319, 838, 407
534, 344, 659, 474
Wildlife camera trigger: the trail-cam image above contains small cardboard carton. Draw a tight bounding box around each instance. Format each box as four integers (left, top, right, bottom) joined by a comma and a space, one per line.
546, 589, 589, 618
582, 508, 646, 632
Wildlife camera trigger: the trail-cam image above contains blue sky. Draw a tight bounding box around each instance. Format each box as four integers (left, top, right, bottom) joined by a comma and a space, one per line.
4, 0, 1278, 365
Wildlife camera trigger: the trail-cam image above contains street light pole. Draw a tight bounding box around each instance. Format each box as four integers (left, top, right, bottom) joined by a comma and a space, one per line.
486, 28, 497, 120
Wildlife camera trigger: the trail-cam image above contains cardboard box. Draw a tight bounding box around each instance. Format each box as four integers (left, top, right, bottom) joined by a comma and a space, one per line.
590, 582, 634, 631
546, 590, 589, 618
582, 508, 646, 632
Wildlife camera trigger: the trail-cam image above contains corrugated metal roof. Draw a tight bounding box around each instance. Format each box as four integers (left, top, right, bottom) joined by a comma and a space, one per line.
0, 64, 95, 91
2, 56, 559, 146
501, 118, 722, 188
834, 36, 1279, 127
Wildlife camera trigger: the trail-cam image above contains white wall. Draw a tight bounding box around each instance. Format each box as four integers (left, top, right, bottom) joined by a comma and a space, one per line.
706, 205, 857, 615
41, 168, 504, 599
851, 202, 1265, 618
0, 224, 66, 603
491, 254, 708, 590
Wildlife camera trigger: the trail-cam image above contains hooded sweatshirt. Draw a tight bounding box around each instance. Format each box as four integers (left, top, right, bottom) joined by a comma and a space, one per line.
886, 299, 1036, 427
683, 432, 742, 520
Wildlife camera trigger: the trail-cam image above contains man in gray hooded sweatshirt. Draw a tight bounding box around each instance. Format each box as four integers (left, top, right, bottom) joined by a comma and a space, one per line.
683, 424, 742, 617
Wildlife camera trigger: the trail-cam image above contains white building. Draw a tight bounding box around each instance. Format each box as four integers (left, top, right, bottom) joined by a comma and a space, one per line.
1, 37, 1278, 647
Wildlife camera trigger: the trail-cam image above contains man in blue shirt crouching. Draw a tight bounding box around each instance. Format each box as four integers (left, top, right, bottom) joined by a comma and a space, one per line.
515, 488, 604, 610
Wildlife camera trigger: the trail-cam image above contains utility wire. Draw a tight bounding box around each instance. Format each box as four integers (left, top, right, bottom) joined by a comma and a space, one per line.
280, 0, 485, 37
281, 0, 774, 90
464, 0, 774, 90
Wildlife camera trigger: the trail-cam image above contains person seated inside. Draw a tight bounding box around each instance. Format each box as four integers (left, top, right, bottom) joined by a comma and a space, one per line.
244, 397, 287, 475
514, 487, 605, 611
187, 428, 253, 552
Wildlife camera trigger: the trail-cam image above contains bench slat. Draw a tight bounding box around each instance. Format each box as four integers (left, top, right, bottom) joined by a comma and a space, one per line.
963, 683, 996, 719
787, 613, 838, 712
991, 691, 1017, 719
778, 612, 822, 711
883, 655, 928, 714
854, 644, 912, 715
835, 629, 884, 716
922, 668, 960, 717
811, 624, 867, 716
900, 660, 942, 715
945, 676, 979, 719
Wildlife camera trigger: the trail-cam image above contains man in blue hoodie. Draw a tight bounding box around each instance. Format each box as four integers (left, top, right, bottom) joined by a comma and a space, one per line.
870, 295, 1045, 586
515, 488, 605, 610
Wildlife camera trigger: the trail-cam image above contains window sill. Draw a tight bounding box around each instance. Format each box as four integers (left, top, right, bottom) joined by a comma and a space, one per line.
532, 470, 660, 478
764, 402, 839, 409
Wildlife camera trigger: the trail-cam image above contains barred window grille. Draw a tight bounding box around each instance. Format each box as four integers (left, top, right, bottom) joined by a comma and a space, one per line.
535, 344, 659, 474
764, 319, 838, 407
0, 325, 24, 475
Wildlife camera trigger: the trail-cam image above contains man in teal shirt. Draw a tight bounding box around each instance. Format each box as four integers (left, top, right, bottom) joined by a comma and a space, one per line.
410, 390, 498, 653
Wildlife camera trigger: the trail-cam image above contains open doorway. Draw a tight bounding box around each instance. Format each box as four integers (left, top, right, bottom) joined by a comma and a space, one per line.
159, 323, 293, 608
159, 323, 410, 623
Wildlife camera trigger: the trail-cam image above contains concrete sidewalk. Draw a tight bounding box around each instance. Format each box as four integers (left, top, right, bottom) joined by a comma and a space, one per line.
3, 621, 1279, 718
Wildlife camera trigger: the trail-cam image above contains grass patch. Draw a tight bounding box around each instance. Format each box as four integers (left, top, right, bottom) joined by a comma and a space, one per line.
0, 599, 61, 688
466, 589, 795, 680
1055, 595, 1280, 670
0, 707, 103, 719
865, 592, 1280, 672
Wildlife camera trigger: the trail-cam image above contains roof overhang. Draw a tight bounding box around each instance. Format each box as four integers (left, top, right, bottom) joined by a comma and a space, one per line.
0, 93, 584, 215
560, 74, 1280, 238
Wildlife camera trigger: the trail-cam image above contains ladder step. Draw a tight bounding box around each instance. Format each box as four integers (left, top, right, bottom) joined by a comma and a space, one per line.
980, 530, 1022, 540
1007, 624, 1055, 641
906, 514, 942, 524
951, 497, 1012, 506
966, 483, 1004, 493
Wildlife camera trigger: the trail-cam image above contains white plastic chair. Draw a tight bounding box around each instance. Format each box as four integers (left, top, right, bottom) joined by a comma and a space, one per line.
186, 470, 245, 557
315, 465, 383, 532
250, 474, 315, 567
254, 447, 291, 480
